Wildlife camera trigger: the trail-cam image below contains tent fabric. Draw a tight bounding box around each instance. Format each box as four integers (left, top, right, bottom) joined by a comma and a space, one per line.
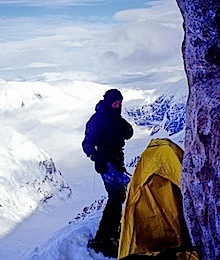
118, 138, 198, 260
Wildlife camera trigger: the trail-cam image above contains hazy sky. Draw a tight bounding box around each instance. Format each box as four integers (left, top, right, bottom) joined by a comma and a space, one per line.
0, 0, 150, 18
0, 0, 184, 82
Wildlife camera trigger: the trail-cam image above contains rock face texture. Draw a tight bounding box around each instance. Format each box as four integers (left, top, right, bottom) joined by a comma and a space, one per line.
176, 1, 220, 260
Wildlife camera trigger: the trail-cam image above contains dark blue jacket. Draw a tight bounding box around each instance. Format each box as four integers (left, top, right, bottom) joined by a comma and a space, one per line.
82, 100, 133, 169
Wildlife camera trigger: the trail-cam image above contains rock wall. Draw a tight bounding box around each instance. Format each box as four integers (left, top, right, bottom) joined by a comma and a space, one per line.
176, 1, 220, 259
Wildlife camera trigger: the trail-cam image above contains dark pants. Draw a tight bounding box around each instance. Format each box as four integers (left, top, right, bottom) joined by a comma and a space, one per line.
95, 180, 126, 241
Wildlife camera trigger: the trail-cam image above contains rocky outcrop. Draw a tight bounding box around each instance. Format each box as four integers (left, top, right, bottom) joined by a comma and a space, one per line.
176, 1, 220, 259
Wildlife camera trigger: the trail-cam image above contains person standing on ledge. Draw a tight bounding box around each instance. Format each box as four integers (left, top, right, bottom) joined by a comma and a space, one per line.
82, 89, 133, 258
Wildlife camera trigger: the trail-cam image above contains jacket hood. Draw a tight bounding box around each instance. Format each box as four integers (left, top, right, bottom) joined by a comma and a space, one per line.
95, 100, 121, 116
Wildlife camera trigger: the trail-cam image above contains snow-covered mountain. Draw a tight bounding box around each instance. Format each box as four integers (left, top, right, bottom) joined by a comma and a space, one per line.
125, 78, 187, 136
0, 73, 188, 259
0, 125, 72, 237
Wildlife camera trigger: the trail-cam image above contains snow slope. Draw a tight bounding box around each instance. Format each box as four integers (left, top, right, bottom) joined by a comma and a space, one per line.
0, 125, 71, 236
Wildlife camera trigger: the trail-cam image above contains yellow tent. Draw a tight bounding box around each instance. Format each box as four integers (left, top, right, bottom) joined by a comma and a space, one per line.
118, 138, 198, 260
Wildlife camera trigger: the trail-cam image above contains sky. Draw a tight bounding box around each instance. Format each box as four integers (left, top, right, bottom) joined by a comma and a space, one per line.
0, 0, 184, 83
0, 0, 152, 17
